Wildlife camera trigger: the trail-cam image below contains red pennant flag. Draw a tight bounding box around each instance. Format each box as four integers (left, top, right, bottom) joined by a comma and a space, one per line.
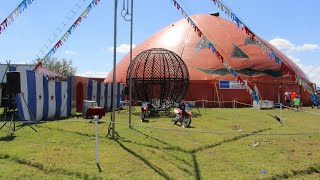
94, 0, 100, 5
176, 3, 180, 10
196, 27, 202, 37
74, 17, 82, 26
54, 40, 63, 50
244, 26, 255, 41
238, 77, 245, 85
216, 51, 224, 63
280, 62, 285, 70
213, 0, 217, 5
1, 18, 8, 30
173, 0, 177, 8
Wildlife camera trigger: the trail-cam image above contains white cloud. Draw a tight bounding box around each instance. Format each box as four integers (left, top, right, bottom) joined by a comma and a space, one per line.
65, 50, 77, 55
299, 64, 320, 85
76, 71, 108, 78
269, 38, 320, 52
108, 43, 136, 54
287, 55, 320, 84
269, 38, 294, 50
287, 54, 320, 84
293, 44, 320, 52
269, 38, 320, 84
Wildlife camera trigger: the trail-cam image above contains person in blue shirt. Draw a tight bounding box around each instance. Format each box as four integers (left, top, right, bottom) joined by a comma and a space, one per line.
310, 92, 320, 109
251, 92, 259, 102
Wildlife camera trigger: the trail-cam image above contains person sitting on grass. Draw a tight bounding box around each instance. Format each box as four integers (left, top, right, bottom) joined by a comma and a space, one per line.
293, 96, 300, 111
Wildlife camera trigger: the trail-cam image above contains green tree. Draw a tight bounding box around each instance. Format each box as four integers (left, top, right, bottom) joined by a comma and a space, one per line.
34, 57, 77, 76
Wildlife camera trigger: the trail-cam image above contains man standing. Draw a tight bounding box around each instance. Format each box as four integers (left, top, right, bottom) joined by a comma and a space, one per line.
311, 92, 320, 109
290, 90, 297, 107
284, 91, 291, 107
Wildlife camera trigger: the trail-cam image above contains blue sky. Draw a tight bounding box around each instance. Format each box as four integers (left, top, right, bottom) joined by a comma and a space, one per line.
0, 0, 319, 85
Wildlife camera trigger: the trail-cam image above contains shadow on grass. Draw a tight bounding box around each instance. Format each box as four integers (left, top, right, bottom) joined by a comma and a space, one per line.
131, 128, 173, 147
0, 135, 16, 141
159, 154, 194, 176
267, 114, 282, 125
122, 127, 273, 179
266, 164, 320, 180
87, 121, 107, 124
119, 128, 187, 156
39, 126, 95, 138
40, 116, 76, 122
115, 139, 171, 179
41, 125, 119, 140
190, 112, 202, 118
192, 154, 201, 180
190, 128, 272, 153
0, 153, 102, 179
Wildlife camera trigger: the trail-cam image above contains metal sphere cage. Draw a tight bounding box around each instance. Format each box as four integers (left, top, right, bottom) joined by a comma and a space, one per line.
126, 48, 189, 109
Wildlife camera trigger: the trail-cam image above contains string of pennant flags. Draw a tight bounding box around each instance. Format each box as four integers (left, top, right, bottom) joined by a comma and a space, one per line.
0, 0, 35, 35
36, 0, 88, 58
44, 0, 101, 59
172, 0, 254, 95
209, 0, 313, 93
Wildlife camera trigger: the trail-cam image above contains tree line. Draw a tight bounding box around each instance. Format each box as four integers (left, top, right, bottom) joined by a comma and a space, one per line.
34, 57, 76, 76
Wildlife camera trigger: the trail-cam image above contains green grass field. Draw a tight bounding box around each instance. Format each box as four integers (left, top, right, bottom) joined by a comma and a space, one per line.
1, 107, 320, 179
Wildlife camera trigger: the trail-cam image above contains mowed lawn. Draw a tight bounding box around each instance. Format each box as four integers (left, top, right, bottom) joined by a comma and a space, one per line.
1, 107, 320, 179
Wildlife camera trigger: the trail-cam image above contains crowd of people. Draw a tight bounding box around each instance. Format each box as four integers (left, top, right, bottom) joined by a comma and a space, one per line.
284, 90, 320, 111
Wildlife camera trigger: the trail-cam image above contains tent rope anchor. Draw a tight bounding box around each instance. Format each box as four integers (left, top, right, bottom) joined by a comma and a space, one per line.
106, 121, 120, 139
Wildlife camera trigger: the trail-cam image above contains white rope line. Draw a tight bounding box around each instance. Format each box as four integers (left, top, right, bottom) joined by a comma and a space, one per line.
282, 105, 320, 115
189, 100, 320, 115
2, 119, 319, 136
115, 122, 320, 136
234, 101, 253, 107
193, 100, 235, 103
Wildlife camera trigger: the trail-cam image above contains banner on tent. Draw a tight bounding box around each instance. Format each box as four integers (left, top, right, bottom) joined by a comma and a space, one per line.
87, 80, 124, 112
14, 70, 72, 121
219, 80, 247, 89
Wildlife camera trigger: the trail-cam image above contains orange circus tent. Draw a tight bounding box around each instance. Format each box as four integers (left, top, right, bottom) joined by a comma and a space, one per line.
105, 14, 312, 106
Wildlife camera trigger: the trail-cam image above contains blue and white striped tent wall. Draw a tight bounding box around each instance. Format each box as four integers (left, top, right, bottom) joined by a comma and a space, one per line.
0, 64, 35, 83
87, 80, 124, 112
15, 70, 72, 121
0, 64, 35, 106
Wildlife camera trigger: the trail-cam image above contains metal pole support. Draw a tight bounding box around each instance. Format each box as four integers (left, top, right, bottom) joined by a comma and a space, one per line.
279, 103, 285, 126
111, 0, 118, 139
94, 115, 102, 172
202, 99, 204, 108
